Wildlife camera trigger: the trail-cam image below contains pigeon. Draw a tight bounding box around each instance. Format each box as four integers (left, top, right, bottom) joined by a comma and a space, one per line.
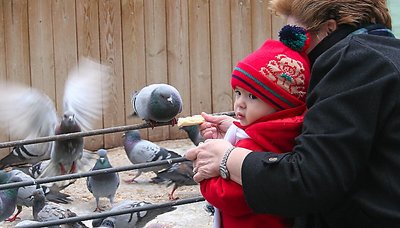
4, 169, 72, 222
30, 188, 88, 228
179, 125, 205, 146
86, 149, 120, 212
91, 200, 176, 228
150, 160, 197, 200
0, 172, 23, 222
131, 83, 183, 126
0, 58, 112, 178
122, 130, 182, 183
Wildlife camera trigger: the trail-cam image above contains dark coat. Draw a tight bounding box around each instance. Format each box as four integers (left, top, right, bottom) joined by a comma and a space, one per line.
242, 24, 400, 228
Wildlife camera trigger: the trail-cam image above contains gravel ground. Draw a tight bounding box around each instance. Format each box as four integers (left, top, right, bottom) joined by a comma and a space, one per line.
1, 138, 213, 228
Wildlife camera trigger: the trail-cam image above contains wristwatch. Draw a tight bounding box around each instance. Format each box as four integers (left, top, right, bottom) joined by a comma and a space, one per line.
220, 146, 236, 180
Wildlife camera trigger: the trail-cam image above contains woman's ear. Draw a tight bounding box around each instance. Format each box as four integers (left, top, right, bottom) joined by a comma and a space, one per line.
324, 19, 338, 36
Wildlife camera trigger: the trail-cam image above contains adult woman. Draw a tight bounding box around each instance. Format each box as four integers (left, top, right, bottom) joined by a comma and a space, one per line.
186, 0, 400, 227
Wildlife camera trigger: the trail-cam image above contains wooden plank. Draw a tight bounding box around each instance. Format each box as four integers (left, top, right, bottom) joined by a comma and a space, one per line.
4, 0, 30, 144
271, 14, 285, 39
251, 0, 271, 48
76, 0, 103, 150
52, 0, 78, 113
28, 0, 56, 110
210, 0, 233, 113
0, 1, 10, 158
143, 0, 169, 142
121, 0, 148, 139
166, 0, 190, 139
231, 0, 253, 67
99, 0, 125, 148
188, 0, 212, 116
4, 0, 30, 85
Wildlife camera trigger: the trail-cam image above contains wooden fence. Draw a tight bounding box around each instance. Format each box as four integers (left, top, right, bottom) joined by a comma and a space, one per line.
0, 0, 284, 155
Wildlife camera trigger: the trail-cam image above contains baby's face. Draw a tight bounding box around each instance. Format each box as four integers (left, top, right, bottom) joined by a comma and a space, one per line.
233, 86, 276, 126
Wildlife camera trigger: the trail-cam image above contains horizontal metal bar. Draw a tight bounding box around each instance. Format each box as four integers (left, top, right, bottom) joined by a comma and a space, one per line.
0, 111, 235, 149
15, 196, 205, 228
0, 157, 189, 190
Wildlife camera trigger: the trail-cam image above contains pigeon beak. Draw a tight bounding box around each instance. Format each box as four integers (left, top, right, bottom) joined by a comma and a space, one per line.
167, 96, 173, 103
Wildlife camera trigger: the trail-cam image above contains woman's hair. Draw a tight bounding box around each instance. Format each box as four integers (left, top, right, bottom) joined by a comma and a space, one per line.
269, 0, 392, 31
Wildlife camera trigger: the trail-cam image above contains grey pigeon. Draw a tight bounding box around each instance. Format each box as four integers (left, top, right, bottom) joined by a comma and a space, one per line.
0, 58, 112, 179
87, 149, 120, 212
151, 160, 197, 200
122, 130, 181, 183
0, 172, 23, 222
91, 200, 176, 228
179, 125, 205, 146
131, 83, 183, 126
4, 169, 72, 222
31, 188, 88, 228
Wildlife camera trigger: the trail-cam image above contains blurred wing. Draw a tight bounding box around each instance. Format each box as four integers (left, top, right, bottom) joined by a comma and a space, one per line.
63, 57, 112, 131
0, 83, 58, 140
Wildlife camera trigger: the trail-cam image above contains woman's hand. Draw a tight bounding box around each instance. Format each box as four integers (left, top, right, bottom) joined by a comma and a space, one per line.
199, 112, 235, 139
185, 139, 232, 183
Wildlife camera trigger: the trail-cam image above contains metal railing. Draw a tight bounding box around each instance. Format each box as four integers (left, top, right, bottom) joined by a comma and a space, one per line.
1, 111, 235, 227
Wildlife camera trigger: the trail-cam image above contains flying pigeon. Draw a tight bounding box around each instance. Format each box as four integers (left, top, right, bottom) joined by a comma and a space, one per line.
122, 130, 181, 183
4, 169, 72, 222
0, 58, 112, 180
91, 200, 176, 228
30, 188, 88, 228
0, 172, 23, 222
86, 149, 120, 212
179, 125, 205, 146
150, 160, 197, 200
131, 83, 183, 126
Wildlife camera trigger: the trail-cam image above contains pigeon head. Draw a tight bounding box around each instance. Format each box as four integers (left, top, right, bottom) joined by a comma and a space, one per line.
31, 188, 46, 220
58, 111, 81, 133
148, 85, 182, 122
123, 130, 141, 142
97, 149, 108, 164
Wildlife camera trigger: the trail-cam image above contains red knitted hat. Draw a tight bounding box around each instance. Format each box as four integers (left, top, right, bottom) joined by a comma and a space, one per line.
231, 25, 311, 110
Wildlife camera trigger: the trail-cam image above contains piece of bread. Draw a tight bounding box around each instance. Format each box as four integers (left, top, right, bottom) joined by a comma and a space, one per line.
177, 115, 205, 127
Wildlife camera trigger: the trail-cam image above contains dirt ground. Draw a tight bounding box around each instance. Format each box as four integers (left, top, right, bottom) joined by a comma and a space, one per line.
1, 138, 213, 228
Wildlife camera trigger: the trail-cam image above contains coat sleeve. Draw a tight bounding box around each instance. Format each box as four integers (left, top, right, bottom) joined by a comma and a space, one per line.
242, 35, 400, 216
200, 138, 264, 216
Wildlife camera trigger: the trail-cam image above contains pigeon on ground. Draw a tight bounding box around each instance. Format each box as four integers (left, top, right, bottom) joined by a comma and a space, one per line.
150, 160, 197, 200
4, 169, 72, 222
179, 125, 205, 146
91, 200, 176, 228
131, 83, 183, 126
0, 58, 112, 179
0, 172, 23, 222
30, 188, 88, 228
123, 130, 181, 183
87, 149, 120, 212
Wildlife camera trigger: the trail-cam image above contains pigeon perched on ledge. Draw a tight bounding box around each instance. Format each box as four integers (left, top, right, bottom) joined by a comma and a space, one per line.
131, 83, 183, 126
123, 130, 181, 183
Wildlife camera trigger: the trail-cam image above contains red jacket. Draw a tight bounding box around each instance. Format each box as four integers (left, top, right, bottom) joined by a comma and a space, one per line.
201, 106, 305, 228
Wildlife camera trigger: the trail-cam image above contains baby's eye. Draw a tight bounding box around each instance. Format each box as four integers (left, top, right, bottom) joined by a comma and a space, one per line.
249, 94, 258, 99
234, 90, 241, 96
